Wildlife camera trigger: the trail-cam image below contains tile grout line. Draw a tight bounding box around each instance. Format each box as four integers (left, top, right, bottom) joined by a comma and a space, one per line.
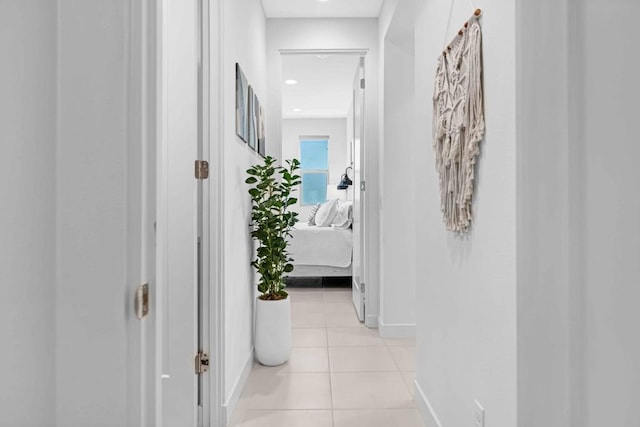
323, 289, 337, 427
388, 344, 403, 373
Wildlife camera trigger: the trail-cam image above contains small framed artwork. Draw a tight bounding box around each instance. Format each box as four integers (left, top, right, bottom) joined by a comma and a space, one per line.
247, 85, 257, 151
256, 97, 266, 157
235, 63, 249, 143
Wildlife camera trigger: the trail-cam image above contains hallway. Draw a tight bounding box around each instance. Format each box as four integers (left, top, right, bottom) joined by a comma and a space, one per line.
229, 286, 424, 427
3, 0, 639, 425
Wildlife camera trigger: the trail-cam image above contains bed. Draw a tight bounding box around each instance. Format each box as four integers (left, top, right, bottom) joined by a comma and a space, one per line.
288, 223, 353, 276
288, 221, 353, 277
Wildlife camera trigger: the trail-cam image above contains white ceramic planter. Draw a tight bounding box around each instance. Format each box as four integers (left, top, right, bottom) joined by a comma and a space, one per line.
254, 296, 292, 366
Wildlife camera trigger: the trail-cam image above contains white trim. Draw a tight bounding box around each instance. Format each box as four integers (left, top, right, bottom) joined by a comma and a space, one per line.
208, 1, 226, 426
279, 48, 369, 56
298, 134, 331, 140
198, 0, 215, 425
283, 114, 350, 120
222, 347, 254, 425
415, 380, 443, 427
377, 318, 416, 338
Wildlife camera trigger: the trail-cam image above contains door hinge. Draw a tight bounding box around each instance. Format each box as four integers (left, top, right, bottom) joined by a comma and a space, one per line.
360, 180, 366, 191
361, 282, 365, 293
135, 283, 149, 320
195, 351, 209, 374
195, 160, 209, 179
360, 78, 365, 89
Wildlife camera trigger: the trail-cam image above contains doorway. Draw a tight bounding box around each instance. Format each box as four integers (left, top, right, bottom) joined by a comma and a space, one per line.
277, 50, 369, 324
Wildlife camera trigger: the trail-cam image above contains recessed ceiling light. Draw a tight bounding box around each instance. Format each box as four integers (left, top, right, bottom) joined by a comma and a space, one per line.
284, 79, 298, 85
292, 108, 302, 112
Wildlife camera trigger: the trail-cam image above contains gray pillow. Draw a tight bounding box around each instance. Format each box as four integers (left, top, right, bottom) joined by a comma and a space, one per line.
306, 203, 321, 225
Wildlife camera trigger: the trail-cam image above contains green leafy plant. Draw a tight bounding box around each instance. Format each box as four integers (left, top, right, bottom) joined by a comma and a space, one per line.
246, 156, 301, 300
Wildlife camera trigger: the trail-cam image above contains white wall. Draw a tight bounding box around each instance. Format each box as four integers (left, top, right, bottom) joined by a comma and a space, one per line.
515, 1, 573, 426
413, 1, 518, 427
579, 1, 640, 425
0, 1, 57, 425
412, 0, 640, 425
516, 1, 640, 426
281, 118, 349, 217
56, 1, 131, 425
378, 0, 416, 336
219, 0, 267, 418
267, 18, 380, 324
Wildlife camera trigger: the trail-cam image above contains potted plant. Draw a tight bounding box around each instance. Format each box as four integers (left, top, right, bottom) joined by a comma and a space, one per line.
246, 156, 301, 366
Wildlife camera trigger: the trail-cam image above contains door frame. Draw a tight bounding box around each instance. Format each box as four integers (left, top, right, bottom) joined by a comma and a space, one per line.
132, 0, 223, 425
202, 0, 226, 425
125, 0, 159, 425
275, 49, 371, 323
351, 56, 367, 322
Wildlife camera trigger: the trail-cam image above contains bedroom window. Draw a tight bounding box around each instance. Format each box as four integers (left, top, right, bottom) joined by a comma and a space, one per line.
299, 137, 329, 205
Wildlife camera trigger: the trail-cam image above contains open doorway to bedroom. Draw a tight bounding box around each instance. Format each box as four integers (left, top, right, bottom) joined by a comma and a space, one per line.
278, 51, 367, 324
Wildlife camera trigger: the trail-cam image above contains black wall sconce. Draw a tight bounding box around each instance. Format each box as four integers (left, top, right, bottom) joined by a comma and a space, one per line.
337, 166, 353, 190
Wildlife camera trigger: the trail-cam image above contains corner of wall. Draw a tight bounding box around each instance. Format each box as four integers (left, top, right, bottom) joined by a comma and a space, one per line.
378, 317, 416, 338
223, 347, 254, 425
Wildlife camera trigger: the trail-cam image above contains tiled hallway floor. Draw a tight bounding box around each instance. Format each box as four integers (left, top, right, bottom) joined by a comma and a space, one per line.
230, 286, 425, 427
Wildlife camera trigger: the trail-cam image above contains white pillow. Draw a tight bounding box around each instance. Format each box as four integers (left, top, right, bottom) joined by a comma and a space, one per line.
331, 200, 353, 228
306, 203, 321, 225
314, 199, 339, 227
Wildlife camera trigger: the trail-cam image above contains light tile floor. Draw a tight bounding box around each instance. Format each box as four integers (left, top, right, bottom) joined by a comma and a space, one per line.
230, 286, 425, 427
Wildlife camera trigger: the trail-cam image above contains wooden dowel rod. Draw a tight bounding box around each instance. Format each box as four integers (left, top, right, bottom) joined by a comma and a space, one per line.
444, 8, 483, 55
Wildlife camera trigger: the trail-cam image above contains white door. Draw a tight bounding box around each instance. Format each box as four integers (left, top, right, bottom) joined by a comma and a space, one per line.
351, 57, 366, 322
157, 0, 204, 425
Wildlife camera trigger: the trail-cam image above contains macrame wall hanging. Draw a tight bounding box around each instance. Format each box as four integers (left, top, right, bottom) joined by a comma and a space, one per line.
433, 8, 485, 233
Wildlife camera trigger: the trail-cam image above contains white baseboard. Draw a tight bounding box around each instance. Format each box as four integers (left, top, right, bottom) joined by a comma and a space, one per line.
377, 317, 416, 338
415, 379, 443, 427
222, 346, 254, 425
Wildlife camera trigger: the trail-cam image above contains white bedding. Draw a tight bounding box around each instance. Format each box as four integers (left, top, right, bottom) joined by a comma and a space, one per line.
289, 223, 353, 268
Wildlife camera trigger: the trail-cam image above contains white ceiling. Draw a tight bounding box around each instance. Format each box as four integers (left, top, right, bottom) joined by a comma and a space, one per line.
262, 0, 384, 18
281, 54, 361, 119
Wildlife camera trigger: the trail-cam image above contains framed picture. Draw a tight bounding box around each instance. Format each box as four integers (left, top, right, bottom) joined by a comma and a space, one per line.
257, 97, 266, 157
247, 85, 257, 151
235, 63, 249, 142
